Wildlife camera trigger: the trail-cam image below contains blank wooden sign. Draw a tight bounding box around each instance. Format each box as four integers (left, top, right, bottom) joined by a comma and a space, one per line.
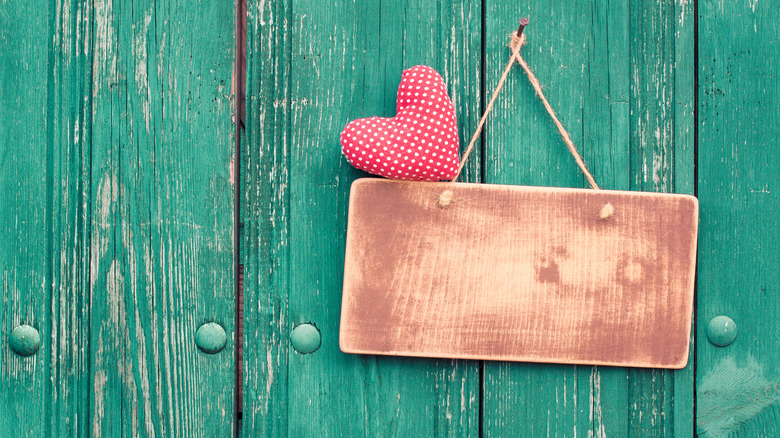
340, 179, 699, 369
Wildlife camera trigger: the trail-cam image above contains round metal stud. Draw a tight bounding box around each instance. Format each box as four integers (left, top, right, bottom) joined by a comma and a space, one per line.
707, 315, 737, 347
9, 325, 41, 357
195, 322, 227, 354
290, 323, 321, 354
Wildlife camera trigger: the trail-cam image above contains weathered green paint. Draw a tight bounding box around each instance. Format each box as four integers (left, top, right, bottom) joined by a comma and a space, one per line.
3, 0, 780, 435
706, 316, 737, 348
1, 0, 236, 435
697, 0, 780, 435
289, 324, 321, 354
87, 0, 236, 435
240, 0, 481, 435
196, 323, 228, 354
1, 1, 93, 435
8, 325, 41, 357
481, 0, 694, 436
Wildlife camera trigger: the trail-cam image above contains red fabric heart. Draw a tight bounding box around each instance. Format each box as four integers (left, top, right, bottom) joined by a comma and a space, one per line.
340, 65, 459, 181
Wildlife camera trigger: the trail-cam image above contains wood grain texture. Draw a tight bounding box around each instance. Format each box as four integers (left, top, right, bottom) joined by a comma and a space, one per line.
2, 1, 236, 434
481, 0, 695, 435
697, 0, 780, 436
87, 0, 236, 435
341, 179, 697, 368
240, 0, 481, 435
14, 0, 780, 434
1, 1, 93, 435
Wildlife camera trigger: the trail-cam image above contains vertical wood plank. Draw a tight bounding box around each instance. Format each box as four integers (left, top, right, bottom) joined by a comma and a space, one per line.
1, 1, 93, 435
88, 0, 236, 435
241, 0, 482, 435
481, 0, 694, 435
0, 1, 55, 435
241, 0, 291, 435
697, 0, 780, 436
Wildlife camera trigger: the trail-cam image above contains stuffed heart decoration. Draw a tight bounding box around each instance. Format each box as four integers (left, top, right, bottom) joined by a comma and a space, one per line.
340, 65, 459, 181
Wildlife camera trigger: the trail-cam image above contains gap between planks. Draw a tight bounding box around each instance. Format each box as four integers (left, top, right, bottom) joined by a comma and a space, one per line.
234, 0, 248, 434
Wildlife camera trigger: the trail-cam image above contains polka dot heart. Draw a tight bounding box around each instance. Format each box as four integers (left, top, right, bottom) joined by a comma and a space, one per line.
340, 65, 459, 181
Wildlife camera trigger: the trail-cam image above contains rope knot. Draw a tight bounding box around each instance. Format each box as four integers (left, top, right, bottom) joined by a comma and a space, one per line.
509, 33, 526, 53
599, 202, 615, 220
438, 190, 454, 208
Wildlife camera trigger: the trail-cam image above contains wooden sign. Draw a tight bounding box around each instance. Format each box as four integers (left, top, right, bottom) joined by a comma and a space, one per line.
339, 179, 698, 369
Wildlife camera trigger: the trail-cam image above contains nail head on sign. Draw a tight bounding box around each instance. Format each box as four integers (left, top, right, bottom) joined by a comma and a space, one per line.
9, 325, 40, 357
707, 315, 737, 347
195, 322, 227, 354
290, 323, 321, 354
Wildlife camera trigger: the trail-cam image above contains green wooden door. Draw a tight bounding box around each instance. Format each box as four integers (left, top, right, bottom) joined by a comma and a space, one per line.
2, 0, 778, 436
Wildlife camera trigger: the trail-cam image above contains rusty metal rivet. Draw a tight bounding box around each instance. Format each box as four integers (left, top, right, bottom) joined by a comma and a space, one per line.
290, 323, 321, 354
9, 325, 40, 357
707, 316, 737, 347
195, 322, 227, 354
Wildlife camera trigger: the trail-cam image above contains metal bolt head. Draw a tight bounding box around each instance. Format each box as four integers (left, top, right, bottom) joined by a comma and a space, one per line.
9, 325, 40, 357
195, 322, 227, 354
707, 315, 737, 347
290, 323, 321, 354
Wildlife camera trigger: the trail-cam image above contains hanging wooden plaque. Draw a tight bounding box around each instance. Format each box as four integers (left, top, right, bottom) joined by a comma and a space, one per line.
339, 178, 698, 368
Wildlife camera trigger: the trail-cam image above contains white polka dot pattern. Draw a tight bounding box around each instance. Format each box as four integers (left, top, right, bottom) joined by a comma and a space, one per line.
340, 65, 460, 181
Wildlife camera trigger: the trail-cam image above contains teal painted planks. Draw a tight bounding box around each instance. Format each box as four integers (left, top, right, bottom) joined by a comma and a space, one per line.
0, 1, 92, 435
1, 0, 237, 433
87, 0, 236, 435
1, 0, 237, 435
481, 0, 694, 436
240, 0, 482, 435
697, 0, 780, 436
240, 0, 292, 434
0, 0, 727, 434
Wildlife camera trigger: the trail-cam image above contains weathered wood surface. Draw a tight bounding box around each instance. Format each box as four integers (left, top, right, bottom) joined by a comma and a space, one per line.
1, 0, 236, 435
341, 179, 698, 368
241, 0, 700, 434
4, 0, 780, 435
240, 0, 481, 435
89, 0, 236, 435
1, 1, 93, 435
697, 0, 780, 436
481, 0, 695, 436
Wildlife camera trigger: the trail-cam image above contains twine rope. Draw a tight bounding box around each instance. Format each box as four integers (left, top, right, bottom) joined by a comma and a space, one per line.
451, 33, 526, 182
509, 33, 600, 190
450, 28, 600, 191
